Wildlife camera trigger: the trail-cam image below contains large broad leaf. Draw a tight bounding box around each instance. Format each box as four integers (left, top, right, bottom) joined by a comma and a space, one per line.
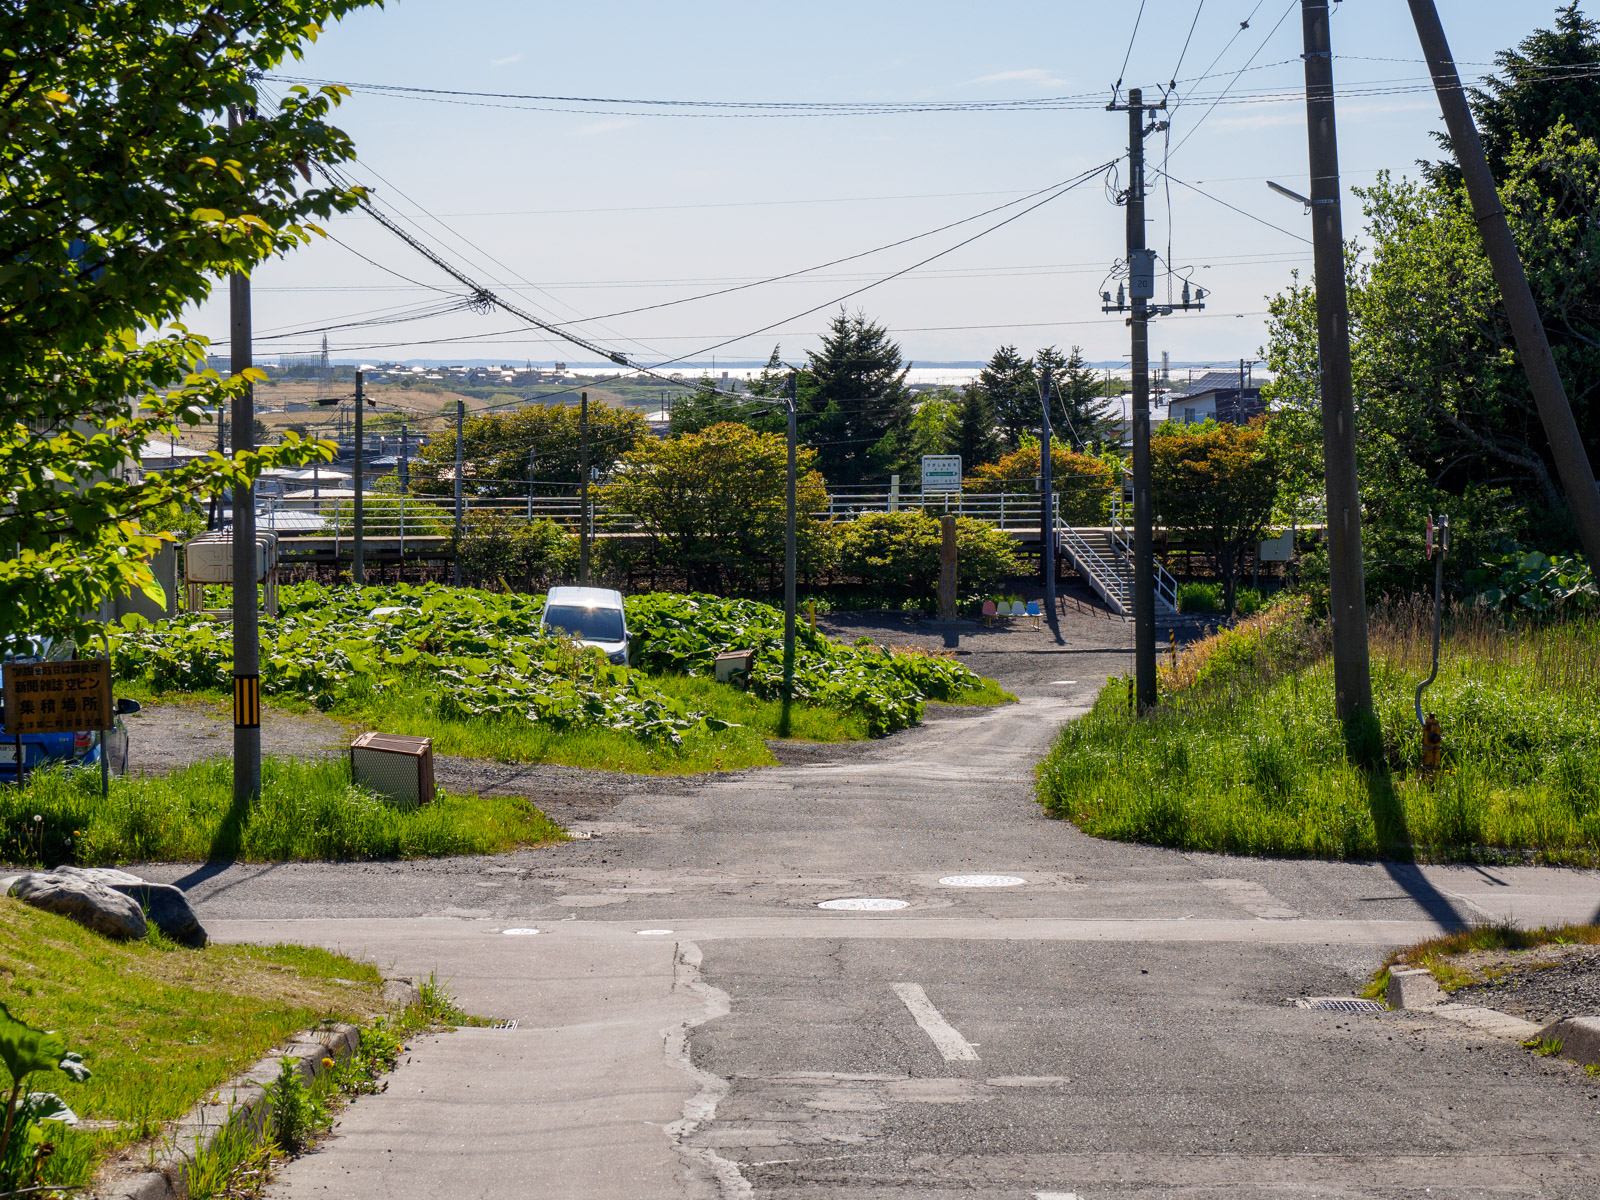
0, 1004, 70, 1084
17, 1092, 78, 1125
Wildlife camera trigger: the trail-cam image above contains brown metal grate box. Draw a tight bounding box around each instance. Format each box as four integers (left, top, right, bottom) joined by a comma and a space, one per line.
350, 731, 435, 808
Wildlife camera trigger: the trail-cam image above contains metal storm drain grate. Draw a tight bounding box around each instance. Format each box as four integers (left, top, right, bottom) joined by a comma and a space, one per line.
1301, 998, 1387, 1013
493, 1019, 519, 1030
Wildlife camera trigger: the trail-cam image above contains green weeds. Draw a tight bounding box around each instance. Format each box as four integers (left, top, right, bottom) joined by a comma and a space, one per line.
4, 756, 562, 867
1037, 606, 1600, 864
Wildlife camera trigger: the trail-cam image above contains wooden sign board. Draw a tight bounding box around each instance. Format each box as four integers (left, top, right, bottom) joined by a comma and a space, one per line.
1, 659, 113, 734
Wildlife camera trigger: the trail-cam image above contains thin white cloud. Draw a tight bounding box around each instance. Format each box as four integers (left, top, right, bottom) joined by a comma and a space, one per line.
571, 118, 633, 137
966, 67, 1068, 88
490, 53, 522, 67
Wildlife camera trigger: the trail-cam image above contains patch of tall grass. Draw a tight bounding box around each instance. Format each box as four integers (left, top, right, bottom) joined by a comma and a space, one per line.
1037, 601, 1600, 864
2, 756, 562, 866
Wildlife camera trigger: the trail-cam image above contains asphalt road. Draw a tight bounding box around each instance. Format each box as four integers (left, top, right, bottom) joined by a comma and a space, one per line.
135, 616, 1600, 1200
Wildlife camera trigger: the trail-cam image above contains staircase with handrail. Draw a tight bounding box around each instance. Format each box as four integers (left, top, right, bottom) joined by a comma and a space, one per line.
1053, 477, 1178, 619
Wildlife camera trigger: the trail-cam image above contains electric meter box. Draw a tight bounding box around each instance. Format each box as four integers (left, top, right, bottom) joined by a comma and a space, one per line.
185, 532, 279, 584
1128, 249, 1157, 300
350, 731, 436, 809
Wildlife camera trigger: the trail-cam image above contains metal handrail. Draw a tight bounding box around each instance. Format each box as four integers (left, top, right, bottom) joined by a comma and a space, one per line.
1109, 474, 1178, 612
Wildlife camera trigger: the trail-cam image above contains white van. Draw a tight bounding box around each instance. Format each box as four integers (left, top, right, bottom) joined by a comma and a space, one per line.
540, 586, 631, 665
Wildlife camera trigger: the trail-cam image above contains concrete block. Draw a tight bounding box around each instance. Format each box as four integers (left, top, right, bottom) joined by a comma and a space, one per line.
383, 975, 421, 1008
1387, 967, 1445, 1009
1538, 1015, 1600, 1066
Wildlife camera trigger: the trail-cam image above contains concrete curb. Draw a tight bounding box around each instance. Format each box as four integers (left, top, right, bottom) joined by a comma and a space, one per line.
98, 977, 416, 1200
1537, 1015, 1600, 1068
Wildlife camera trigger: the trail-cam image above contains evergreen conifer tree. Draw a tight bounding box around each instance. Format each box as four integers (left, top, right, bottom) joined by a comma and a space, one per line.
976, 345, 1037, 450
953, 382, 1000, 471
798, 310, 913, 485
1038, 345, 1121, 453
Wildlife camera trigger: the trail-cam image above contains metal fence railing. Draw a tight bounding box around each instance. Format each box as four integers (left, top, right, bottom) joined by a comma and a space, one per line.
253, 487, 1076, 542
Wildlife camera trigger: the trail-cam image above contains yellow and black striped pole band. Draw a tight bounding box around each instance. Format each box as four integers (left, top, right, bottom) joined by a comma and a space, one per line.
233, 674, 261, 728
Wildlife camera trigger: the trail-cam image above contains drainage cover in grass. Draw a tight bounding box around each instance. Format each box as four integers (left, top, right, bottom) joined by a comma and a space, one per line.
1300, 998, 1386, 1013
939, 875, 1025, 887
818, 898, 909, 911
503, 928, 541, 936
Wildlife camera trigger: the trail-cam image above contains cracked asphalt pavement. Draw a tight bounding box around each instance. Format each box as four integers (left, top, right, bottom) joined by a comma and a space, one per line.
129, 613, 1600, 1200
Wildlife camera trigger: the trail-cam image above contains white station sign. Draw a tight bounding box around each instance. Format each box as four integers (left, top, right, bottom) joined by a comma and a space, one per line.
921, 454, 962, 492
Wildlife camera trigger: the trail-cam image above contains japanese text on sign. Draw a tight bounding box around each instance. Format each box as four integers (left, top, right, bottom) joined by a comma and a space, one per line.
1, 659, 113, 735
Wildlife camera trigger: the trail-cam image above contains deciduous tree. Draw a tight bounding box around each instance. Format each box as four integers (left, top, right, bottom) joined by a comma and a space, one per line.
1151, 420, 1281, 613
597, 422, 830, 594
0, 0, 382, 642
411, 402, 647, 498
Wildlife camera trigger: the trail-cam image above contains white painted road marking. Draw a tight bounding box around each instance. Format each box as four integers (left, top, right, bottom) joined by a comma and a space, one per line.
1034, 1192, 1080, 1199
939, 874, 1025, 888
502, 928, 541, 935
892, 982, 979, 1062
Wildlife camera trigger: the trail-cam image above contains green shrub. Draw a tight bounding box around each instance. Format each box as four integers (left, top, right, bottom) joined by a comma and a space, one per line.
1233, 587, 1264, 617
456, 513, 575, 593
835, 511, 1019, 600
1177, 581, 1223, 613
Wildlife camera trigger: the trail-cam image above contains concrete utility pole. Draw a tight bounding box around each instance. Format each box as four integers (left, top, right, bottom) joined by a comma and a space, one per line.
1301, 0, 1373, 720
1039, 359, 1056, 616
229, 264, 261, 805
352, 370, 365, 586
579, 391, 591, 586
452, 399, 464, 586
784, 372, 798, 700
1407, 0, 1600, 568
1117, 88, 1161, 712
527, 447, 537, 519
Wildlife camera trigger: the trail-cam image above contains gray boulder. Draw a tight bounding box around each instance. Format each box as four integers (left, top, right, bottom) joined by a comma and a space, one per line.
52, 867, 207, 947
8, 872, 148, 941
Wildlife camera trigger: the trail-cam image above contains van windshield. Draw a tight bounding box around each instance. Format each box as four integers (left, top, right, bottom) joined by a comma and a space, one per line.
543, 605, 624, 643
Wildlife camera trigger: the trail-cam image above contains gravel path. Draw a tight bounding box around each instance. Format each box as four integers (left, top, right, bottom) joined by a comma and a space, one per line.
1452, 943, 1600, 1026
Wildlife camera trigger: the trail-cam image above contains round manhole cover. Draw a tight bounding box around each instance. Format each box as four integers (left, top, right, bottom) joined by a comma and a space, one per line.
636, 929, 675, 936
502, 928, 541, 936
939, 875, 1026, 888
817, 898, 909, 911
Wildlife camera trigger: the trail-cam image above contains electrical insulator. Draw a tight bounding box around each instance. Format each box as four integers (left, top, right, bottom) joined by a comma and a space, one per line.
1115, 282, 1126, 308
1181, 280, 1191, 306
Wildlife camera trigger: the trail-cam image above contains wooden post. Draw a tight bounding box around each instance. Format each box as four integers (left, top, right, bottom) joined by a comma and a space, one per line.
938, 514, 958, 620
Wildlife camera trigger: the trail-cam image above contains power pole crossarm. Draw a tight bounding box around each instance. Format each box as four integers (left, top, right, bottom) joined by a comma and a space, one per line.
1302, 0, 1373, 720
1407, 0, 1600, 568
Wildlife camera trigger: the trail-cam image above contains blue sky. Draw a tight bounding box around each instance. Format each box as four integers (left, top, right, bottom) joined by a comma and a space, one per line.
199, 0, 1595, 371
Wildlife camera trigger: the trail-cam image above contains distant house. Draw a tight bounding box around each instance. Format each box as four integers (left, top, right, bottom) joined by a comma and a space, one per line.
1166, 370, 1265, 426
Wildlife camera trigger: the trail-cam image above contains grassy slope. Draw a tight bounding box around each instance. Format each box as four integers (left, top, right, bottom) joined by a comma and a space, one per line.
1037, 611, 1600, 865
0, 899, 384, 1188
4, 756, 562, 867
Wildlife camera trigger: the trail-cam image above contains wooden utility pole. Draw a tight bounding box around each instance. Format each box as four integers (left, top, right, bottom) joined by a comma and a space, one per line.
1407, 0, 1600, 568
784, 373, 798, 698
1039, 359, 1056, 615
1302, 0, 1373, 720
452, 399, 464, 586
579, 391, 591, 585
352, 370, 365, 586
229, 264, 260, 804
